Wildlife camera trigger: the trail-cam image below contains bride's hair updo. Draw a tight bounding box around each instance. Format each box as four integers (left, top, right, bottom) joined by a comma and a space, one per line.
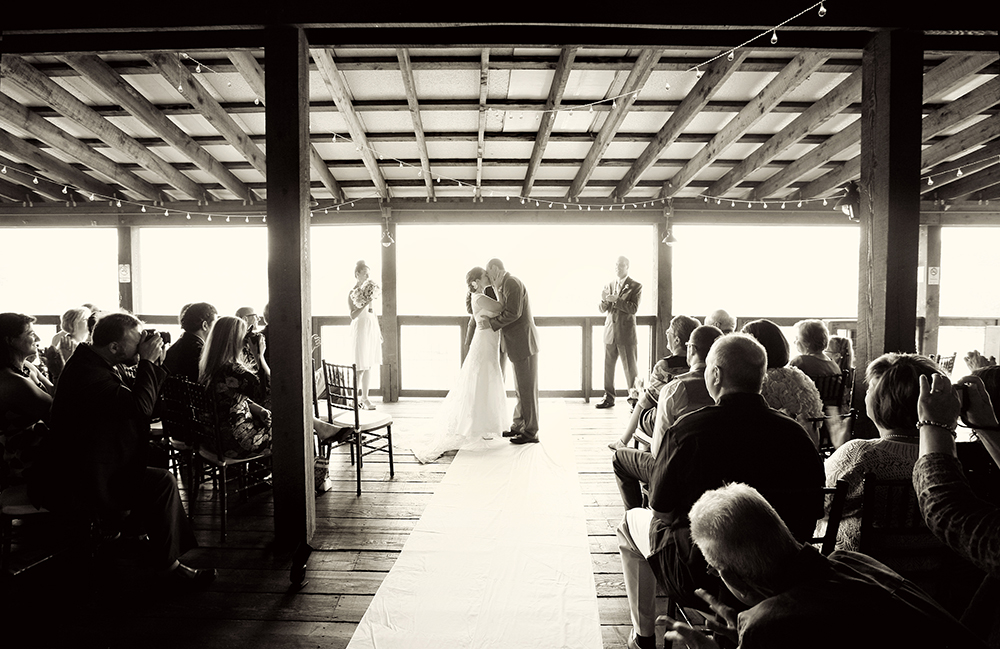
355, 260, 369, 277
466, 266, 487, 291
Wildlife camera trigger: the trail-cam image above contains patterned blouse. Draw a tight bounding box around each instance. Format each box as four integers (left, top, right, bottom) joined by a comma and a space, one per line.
208, 362, 271, 459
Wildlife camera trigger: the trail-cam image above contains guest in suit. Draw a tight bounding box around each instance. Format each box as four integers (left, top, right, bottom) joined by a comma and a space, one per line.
44, 312, 215, 587
163, 302, 217, 382
596, 256, 642, 409
486, 258, 540, 444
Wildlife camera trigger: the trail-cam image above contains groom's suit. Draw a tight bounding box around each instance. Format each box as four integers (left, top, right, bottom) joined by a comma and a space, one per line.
488, 271, 540, 436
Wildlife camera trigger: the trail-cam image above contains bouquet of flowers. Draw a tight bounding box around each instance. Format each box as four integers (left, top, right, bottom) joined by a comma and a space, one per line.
351, 279, 381, 308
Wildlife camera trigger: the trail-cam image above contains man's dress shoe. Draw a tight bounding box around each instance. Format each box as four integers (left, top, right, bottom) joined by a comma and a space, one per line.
509, 434, 539, 445
595, 399, 615, 409
501, 430, 520, 438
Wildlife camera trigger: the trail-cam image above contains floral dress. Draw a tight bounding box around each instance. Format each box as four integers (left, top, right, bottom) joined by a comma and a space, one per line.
208, 362, 271, 459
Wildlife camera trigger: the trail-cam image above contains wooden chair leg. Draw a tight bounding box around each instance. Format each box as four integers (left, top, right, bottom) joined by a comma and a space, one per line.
219, 464, 228, 543
355, 430, 362, 497
387, 426, 394, 478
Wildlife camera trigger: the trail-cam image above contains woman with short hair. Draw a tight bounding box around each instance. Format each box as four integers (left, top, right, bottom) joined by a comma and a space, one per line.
790, 319, 841, 379
51, 306, 92, 363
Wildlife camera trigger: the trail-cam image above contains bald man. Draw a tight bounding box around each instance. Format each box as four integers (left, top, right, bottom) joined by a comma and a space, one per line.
597, 256, 642, 408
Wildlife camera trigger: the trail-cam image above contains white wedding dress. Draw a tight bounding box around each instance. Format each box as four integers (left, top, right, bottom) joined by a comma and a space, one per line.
411, 292, 511, 464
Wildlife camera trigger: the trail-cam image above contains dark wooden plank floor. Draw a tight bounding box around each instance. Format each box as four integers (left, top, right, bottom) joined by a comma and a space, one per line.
3, 399, 657, 649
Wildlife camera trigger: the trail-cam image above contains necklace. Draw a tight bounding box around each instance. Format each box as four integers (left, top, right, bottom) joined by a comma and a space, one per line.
881, 434, 917, 443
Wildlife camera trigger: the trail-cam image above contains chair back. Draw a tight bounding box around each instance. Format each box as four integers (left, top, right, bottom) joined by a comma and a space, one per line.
322, 361, 359, 429
312, 363, 327, 419
937, 353, 956, 374
811, 370, 850, 409
159, 374, 218, 450
810, 479, 848, 555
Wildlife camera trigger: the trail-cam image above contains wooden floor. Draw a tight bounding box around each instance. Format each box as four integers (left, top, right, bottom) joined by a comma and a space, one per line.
3, 398, 655, 649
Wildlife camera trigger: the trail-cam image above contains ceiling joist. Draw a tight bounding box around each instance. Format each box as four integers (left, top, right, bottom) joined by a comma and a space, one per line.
522, 46, 578, 198
397, 48, 435, 200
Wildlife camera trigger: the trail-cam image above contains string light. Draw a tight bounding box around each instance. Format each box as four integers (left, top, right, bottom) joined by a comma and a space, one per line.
818, 1, 827, 17
771, 30, 778, 45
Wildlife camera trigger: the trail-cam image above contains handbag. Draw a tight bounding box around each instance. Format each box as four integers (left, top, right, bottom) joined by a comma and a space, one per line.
314, 454, 331, 493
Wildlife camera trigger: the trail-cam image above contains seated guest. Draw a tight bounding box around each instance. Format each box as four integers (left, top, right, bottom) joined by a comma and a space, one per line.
0, 313, 51, 496
616, 334, 823, 649
915, 372, 1000, 645
742, 318, 823, 448
44, 312, 214, 587
826, 334, 855, 372
611, 325, 722, 510
50, 306, 92, 364
608, 315, 699, 450
704, 309, 735, 335
815, 352, 942, 551
662, 483, 986, 649
790, 319, 841, 379
163, 302, 217, 382
198, 316, 345, 459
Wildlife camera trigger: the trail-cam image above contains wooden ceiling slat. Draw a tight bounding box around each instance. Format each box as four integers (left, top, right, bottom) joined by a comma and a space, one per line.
921, 53, 1000, 101
0, 176, 40, 204
0, 154, 73, 202
749, 120, 860, 201
397, 48, 435, 200
227, 51, 343, 203
522, 46, 577, 198
61, 53, 257, 204
796, 157, 860, 200
921, 112, 1000, 171
476, 48, 490, 202
933, 160, 1000, 201
707, 68, 862, 199
0, 129, 119, 200
662, 51, 829, 199
0, 55, 206, 202
312, 47, 388, 198
0, 93, 161, 201
566, 48, 661, 200
921, 77, 1000, 141
922, 139, 1000, 194
144, 52, 268, 178
615, 50, 748, 201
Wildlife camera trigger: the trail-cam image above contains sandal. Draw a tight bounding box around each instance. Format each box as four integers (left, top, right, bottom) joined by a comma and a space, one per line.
360, 399, 376, 411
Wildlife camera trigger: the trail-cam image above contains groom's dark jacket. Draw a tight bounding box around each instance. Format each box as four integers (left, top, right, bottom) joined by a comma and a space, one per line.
488, 272, 539, 362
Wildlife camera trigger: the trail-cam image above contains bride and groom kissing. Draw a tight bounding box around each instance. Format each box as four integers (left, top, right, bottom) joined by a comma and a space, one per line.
412, 258, 540, 464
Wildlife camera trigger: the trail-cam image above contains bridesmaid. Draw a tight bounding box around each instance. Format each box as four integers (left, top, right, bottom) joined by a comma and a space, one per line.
349, 260, 382, 410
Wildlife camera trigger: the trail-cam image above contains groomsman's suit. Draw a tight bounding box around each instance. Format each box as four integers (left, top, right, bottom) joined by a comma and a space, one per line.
487, 264, 540, 440
598, 258, 641, 407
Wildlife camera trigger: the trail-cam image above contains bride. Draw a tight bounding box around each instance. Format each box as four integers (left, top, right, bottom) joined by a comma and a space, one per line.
411, 266, 511, 463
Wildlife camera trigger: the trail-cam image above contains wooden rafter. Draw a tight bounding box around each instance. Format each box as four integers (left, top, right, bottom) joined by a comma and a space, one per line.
921, 53, 999, 101
145, 52, 267, 178
397, 48, 434, 200
0, 176, 38, 204
522, 46, 577, 198
0, 93, 161, 201
663, 51, 829, 199
311, 47, 388, 198
707, 67, 861, 198
566, 48, 661, 201
476, 48, 490, 202
61, 53, 256, 204
921, 112, 1000, 171
933, 160, 1000, 201
227, 51, 342, 203
923, 139, 1000, 194
0, 154, 68, 202
0, 129, 119, 200
1, 55, 207, 203
614, 51, 746, 201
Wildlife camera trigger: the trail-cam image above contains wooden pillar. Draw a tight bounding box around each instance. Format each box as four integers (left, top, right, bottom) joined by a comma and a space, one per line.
854, 28, 923, 433
117, 224, 139, 313
917, 222, 942, 356
654, 218, 673, 361
380, 207, 399, 402
265, 25, 314, 550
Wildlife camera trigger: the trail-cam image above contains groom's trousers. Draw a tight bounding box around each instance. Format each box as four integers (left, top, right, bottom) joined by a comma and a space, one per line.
511, 353, 539, 436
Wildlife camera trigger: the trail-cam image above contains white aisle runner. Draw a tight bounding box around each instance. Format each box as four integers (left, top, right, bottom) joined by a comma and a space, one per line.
347, 400, 602, 649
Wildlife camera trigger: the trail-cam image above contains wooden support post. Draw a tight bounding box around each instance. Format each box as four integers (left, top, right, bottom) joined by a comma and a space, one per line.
380, 208, 399, 402
654, 219, 673, 361
117, 224, 138, 314
855, 29, 923, 434
918, 222, 942, 356
265, 25, 314, 550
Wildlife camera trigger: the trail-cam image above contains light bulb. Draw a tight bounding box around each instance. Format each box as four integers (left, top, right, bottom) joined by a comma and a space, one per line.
818, 1, 827, 17
771, 31, 778, 45
195, 64, 201, 73
141, 205, 146, 212
245, 216, 250, 223
164, 210, 169, 216
727, 50, 735, 62
32, 177, 38, 185
226, 216, 231, 222
927, 177, 934, 186
1, 166, 6, 173
664, 81, 670, 91
186, 213, 191, 220
695, 68, 704, 79
957, 168, 963, 177
62, 186, 68, 194
208, 215, 212, 221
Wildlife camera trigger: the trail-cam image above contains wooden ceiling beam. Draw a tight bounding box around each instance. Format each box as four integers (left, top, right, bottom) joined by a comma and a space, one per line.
921, 76, 1000, 141
476, 48, 491, 202
663, 51, 829, 199
567, 48, 661, 200
707, 67, 861, 198
61, 53, 257, 204
749, 120, 860, 201
921, 53, 1000, 101
312, 47, 388, 198
615, 50, 747, 201
226, 50, 343, 203
0, 176, 41, 204
522, 46, 577, 198
0, 129, 119, 201
921, 112, 1000, 171
145, 52, 268, 178
0, 55, 207, 203
933, 160, 1000, 201
397, 48, 435, 200
0, 154, 72, 202
0, 93, 161, 201
796, 157, 860, 199
922, 139, 1000, 194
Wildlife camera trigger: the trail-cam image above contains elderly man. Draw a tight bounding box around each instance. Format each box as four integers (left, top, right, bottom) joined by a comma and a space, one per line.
47, 312, 214, 588
616, 334, 822, 649
164, 302, 217, 382
663, 483, 986, 649
596, 256, 642, 409
611, 325, 723, 510
704, 309, 736, 335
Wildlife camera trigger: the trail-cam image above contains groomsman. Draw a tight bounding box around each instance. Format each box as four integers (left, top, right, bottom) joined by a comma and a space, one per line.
597, 256, 641, 409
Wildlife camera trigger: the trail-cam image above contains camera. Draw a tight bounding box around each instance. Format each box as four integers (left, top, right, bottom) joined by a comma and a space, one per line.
144, 329, 171, 344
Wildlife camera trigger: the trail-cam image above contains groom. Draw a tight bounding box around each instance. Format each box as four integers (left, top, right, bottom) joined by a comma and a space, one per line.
485, 258, 540, 444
